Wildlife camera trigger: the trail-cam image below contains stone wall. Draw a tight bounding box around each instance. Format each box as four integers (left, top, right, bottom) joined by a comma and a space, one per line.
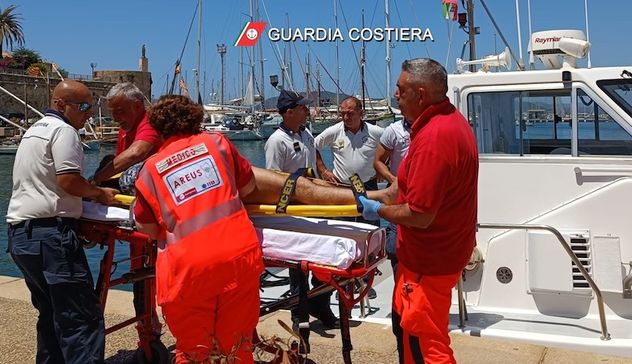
0, 69, 152, 119
93, 70, 152, 102
0, 73, 115, 119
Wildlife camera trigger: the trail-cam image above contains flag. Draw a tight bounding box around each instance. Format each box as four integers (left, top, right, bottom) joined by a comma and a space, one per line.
234, 21, 267, 47
442, 0, 458, 21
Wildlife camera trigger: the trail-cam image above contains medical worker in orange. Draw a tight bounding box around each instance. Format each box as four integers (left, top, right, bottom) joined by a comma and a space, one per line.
133, 95, 263, 363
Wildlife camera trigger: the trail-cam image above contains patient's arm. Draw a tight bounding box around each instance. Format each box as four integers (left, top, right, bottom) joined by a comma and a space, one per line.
241, 167, 397, 205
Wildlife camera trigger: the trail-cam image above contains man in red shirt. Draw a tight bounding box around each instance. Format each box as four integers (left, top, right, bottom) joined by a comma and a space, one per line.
359, 58, 479, 363
92, 82, 161, 185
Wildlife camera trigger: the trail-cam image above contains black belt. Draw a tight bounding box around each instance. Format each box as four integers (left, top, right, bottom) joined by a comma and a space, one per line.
10, 217, 77, 229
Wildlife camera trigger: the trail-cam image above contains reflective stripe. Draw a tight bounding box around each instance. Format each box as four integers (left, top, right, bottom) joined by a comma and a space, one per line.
137, 167, 177, 231
166, 196, 244, 244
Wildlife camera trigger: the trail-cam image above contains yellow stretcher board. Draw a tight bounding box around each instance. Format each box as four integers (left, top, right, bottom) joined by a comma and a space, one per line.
114, 195, 360, 217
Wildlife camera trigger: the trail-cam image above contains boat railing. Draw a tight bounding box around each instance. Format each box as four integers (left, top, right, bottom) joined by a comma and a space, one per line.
458, 223, 611, 341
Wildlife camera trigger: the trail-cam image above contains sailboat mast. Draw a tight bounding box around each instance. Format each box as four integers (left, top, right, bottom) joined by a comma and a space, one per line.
286, 13, 294, 87
360, 9, 366, 111
316, 63, 321, 109
249, 0, 256, 114
385, 0, 391, 109
334, 0, 340, 109
305, 54, 311, 101
256, 0, 265, 108
196, 0, 202, 103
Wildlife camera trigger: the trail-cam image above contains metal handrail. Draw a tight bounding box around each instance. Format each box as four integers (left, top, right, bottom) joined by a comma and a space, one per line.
472, 223, 611, 341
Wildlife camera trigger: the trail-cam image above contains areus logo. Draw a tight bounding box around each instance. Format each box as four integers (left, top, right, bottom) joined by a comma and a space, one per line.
234, 21, 267, 47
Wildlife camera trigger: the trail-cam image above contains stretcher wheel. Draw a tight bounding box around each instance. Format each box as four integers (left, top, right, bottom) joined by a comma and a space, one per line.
135, 339, 170, 364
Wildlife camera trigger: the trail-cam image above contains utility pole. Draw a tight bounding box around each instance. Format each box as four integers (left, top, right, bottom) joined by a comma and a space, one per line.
467, 0, 477, 72
217, 44, 227, 106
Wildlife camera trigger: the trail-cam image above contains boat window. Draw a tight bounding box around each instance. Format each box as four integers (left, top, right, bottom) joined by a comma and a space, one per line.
597, 78, 632, 119
468, 89, 571, 155
576, 89, 632, 156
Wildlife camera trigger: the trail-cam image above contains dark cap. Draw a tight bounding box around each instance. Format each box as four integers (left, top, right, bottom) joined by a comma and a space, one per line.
277, 89, 310, 113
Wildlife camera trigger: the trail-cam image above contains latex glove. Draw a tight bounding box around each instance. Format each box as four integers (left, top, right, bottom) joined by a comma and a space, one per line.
358, 196, 383, 221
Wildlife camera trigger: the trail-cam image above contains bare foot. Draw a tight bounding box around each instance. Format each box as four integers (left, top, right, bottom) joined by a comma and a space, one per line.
369, 181, 398, 205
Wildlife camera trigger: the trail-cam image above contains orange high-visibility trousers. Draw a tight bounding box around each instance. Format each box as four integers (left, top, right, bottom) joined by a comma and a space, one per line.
392, 264, 461, 364
161, 275, 260, 364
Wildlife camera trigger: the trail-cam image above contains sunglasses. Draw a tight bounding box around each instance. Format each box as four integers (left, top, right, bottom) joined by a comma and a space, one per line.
66, 101, 93, 112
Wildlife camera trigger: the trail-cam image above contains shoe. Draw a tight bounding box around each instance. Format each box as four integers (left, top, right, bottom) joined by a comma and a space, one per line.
321, 318, 340, 330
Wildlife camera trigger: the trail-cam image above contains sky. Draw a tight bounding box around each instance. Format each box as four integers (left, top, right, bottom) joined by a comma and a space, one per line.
4, 0, 631, 104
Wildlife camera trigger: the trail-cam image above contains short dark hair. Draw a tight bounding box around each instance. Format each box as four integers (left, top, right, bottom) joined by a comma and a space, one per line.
149, 95, 203, 139
341, 96, 363, 110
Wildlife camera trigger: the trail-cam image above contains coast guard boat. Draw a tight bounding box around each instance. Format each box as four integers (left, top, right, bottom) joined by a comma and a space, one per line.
446, 30, 632, 357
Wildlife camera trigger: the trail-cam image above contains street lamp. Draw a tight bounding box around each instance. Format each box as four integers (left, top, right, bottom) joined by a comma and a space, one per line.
269, 74, 283, 91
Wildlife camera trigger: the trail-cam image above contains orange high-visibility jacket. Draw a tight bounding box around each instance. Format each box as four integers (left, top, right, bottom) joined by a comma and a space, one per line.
135, 132, 262, 305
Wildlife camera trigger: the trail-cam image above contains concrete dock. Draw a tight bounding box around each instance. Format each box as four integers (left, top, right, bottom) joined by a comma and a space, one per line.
0, 275, 630, 363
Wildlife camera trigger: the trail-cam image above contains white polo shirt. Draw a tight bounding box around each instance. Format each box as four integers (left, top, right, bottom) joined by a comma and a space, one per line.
6, 111, 84, 223
314, 121, 383, 182
380, 119, 411, 176
264, 124, 316, 173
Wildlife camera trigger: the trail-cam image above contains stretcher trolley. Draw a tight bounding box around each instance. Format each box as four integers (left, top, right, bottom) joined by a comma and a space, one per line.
78, 193, 386, 364
78, 201, 169, 364
252, 216, 387, 364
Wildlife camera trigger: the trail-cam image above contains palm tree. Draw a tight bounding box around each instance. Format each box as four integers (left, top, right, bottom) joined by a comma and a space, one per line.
0, 5, 25, 56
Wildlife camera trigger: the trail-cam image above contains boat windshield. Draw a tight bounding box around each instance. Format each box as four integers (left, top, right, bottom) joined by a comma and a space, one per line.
598, 78, 632, 118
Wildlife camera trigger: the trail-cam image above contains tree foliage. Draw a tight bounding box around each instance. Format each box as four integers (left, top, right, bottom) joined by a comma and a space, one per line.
0, 5, 25, 55
10, 47, 41, 69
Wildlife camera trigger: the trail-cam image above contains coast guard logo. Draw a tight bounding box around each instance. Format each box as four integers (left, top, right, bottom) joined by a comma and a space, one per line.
163, 156, 223, 205
234, 21, 267, 47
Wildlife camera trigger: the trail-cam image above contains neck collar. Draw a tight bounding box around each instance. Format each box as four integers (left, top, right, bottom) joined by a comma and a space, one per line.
45, 109, 72, 125
344, 120, 365, 133
280, 122, 304, 135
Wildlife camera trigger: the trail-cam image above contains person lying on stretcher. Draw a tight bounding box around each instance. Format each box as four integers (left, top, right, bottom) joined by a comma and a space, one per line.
127, 95, 395, 364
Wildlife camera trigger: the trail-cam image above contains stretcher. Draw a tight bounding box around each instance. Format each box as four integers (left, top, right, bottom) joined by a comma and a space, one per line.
78, 196, 386, 364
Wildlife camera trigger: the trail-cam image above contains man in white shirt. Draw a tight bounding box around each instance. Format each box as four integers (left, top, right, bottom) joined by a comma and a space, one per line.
6, 80, 118, 364
265, 89, 316, 174
315, 96, 383, 224
265, 89, 338, 348
374, 118, 412, 272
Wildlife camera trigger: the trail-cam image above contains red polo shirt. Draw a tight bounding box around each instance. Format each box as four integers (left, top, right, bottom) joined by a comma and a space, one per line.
116, 111, 162, 156
396, 99, 479, 275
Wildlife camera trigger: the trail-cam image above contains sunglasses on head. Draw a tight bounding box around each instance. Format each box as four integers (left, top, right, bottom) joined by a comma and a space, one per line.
66, 101, 93, 112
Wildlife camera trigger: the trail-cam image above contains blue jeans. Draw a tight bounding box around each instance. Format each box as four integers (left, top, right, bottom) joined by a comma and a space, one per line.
7, 218, 105, 364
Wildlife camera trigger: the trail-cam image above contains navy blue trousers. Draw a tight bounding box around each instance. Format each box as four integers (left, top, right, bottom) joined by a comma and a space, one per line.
8, 218, 105, 364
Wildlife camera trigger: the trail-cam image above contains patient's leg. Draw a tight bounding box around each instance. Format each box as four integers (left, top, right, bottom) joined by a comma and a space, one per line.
242, 167, 397, 205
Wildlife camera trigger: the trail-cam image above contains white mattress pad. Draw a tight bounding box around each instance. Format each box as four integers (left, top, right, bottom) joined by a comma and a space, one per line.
252, 216, 385, 269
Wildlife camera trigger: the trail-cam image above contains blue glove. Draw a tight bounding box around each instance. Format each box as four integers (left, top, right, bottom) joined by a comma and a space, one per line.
358, 196, 383, 221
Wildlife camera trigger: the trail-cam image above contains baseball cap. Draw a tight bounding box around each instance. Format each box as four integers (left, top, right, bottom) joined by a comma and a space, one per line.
277, 89, 311, 114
